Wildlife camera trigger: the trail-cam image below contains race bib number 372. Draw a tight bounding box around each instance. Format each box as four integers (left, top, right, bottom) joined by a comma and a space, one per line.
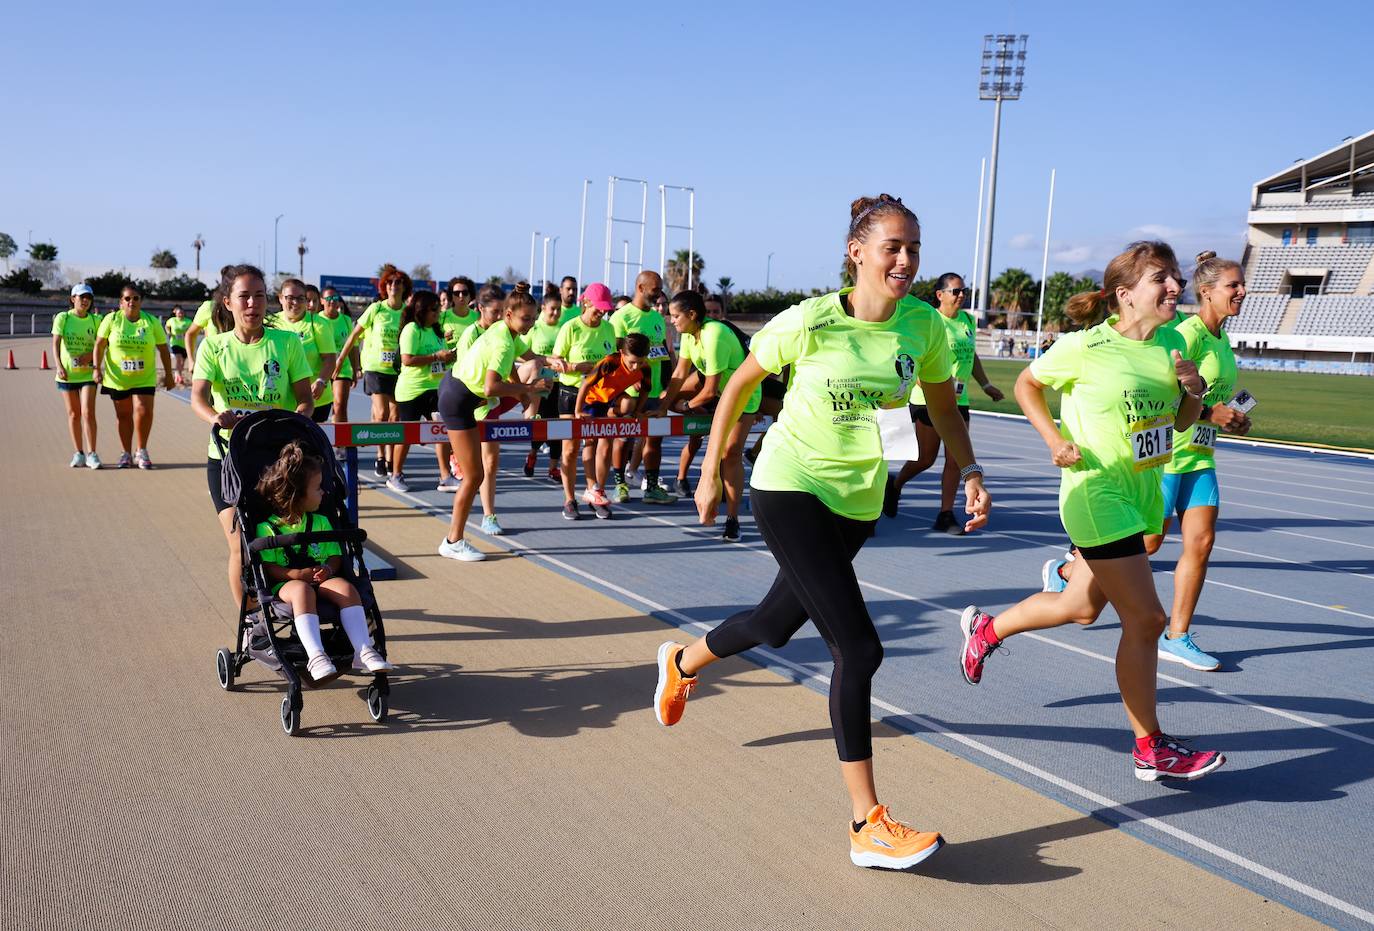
1130, 415, 1173, 471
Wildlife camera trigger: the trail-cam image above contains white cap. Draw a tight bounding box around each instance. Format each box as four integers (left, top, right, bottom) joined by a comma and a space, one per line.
70, 283, 94, 297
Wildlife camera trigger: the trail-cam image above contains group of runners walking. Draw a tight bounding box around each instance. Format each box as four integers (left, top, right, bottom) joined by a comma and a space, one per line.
48, 194, 1253, 872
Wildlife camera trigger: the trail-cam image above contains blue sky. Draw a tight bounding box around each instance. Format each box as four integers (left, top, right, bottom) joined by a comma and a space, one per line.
5, 0, 1370, 292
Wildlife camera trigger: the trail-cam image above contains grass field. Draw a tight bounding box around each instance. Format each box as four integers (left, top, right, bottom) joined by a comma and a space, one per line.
972, 360, 1374, 452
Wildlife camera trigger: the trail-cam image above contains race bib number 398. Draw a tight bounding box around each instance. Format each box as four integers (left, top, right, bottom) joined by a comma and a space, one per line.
1130, 415, 1173, 471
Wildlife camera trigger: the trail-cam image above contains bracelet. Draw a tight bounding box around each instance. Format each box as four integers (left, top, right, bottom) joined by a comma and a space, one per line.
959, 463, 985, 482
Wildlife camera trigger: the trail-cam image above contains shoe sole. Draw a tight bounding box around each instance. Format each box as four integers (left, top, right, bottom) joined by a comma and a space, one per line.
642, 497, 678, 505
436, 485, 459, 492
1041, 559, 1067, 593
1158, 648, 1221, 672
593, 506, 612, 520
654, 641, 682, 727
959, 605, 980, 686
850, 836, 944, 870
1134, 752, 1226, 782
562, 511, 580, 521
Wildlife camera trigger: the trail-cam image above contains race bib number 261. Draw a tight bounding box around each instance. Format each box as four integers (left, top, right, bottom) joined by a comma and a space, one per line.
1130, 415, 1173, 471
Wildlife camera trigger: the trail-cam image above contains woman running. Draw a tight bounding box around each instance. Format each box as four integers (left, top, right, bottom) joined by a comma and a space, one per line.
93, 285, 174, 469
165, 305, 192, 387
391, 290, 458, 493
884, 273, 1003, 532
524, 291, 566, 481
655, 194, 989, 870
552, 284, 618, 520
436, 283, 552, 561
958, 240, 1226, 782
441, 277, 479, 348
271, 278, 338, 423
334, 269, 408, 478
662, 290, 761, 542
190, 264, 314, 609
319, 286, 357, 427
52, 283, 102, 469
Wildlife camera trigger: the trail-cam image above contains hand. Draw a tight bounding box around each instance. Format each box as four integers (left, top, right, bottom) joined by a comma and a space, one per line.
93, 367, 103, 384
695, 471, 723, 525
57, 366, 69, 381
1172, 350, 1204, 397
312, 565, 332, 583
75, 353, 93, 367
215, 410, 243, 429
163, 372, 176, 390
352, 371, 361, 387
1227, 413, 1252, 436
439, 349, 456, 363
963, 476, 991, 532
983, 383, 1005, 402
1209, 403, 1244, 431
1051, 441, 1082, 468
311, 378, 326, 400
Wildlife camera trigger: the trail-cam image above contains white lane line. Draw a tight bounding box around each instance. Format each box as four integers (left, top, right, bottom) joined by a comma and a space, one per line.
1152, 537, 1374, 585
1216, 519, 1374, 553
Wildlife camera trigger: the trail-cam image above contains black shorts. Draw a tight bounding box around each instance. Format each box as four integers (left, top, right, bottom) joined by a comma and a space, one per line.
56, 380, 94, 392
363, 371, 398, 396
582, 401, 611, 418
396, 389, 439, 422
171, 345, 187, 357
557, 384, 580, 417
908, 404, 970, 427
311, 403, 333, 423
438, 373, 485, 431
102, 385, 157, 400
761, 377, 787, 402
207, 458, 230, 513
1077, 532, 1147, 560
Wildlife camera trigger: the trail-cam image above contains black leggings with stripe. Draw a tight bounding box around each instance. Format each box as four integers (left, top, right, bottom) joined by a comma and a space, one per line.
705, 489, 881, 762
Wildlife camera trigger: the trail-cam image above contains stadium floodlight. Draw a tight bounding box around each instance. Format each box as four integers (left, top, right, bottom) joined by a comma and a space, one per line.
975, 33, 1028, 319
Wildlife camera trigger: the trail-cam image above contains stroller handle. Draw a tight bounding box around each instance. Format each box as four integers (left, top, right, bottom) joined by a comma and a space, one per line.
248, 528, 368, 553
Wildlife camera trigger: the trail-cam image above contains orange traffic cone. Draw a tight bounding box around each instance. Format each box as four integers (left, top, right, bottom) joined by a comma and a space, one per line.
39, 351, 50, 370
5, 350, 15, 370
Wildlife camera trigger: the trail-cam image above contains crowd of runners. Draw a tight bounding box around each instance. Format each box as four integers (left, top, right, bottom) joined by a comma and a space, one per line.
46, 193, 1257, 871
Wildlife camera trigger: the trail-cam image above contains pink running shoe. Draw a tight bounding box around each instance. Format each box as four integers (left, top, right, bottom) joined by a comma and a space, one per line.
581, 486, 610, 507
1133, 734, 1226, 782
959, 605, 1001, 686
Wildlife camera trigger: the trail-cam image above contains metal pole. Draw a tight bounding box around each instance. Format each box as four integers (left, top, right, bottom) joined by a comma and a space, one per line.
550, 236, 559, 284
622, 240, 630, 295
529, 230, 539, 286
603, 177, 615, 284
577, 179, 590, 287
637, 183, 648, 274
766, 253, 774, 290
1034, 168, 1056, 357
687, 190, 696, 290
659, 185, 668, 276
541, 236, 550, 298
971, 157, 986, 311
977, 96, 1003, 317
273, 213, 285, 280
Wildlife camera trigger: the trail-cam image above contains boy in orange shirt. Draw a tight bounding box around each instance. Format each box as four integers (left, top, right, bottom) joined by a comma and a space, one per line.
571, 333, 651, 517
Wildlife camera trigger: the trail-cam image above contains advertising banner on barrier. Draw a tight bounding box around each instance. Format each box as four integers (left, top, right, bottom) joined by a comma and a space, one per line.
328, 415, 772, 447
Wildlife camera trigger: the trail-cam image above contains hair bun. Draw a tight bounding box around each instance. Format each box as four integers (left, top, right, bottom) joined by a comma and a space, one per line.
513, 281, 531, 294
1195, 250, 1217, 264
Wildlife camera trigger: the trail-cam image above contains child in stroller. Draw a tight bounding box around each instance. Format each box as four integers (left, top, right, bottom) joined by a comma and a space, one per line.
255, 440, 394, 679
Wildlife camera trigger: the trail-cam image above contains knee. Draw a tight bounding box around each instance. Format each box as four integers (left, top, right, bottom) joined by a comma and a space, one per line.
1187, 529, 1215, 559
1129, 610, 1168, 640
1145, 534, 1165, 556
843, 634, 884, 678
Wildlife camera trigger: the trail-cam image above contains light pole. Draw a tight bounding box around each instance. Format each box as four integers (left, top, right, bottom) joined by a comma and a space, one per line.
766, 252, 775, 290
550, 236, 560, 284
975, 34, 1028, 318
273, 213, 285, 280
541, 235, 551, 298
576, 179, 590, 288
193, 234, 205, 274
529, 230, 540, 287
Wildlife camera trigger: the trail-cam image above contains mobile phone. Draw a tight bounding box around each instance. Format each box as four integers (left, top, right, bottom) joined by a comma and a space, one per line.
1227, 389, 1257, 414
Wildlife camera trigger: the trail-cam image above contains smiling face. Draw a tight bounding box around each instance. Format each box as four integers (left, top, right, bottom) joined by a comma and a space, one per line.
667, 302, 701, 336
1201, 267, 1246, 318
385, 277, 406, 305
279, 282, 308, 319
1119, 262, 1183, 323
507, 303, 539, 335
849, 214, 921, 302
936, 277, 966, 313
542, 300, 562, 325
704, 297, 724, 319
227, 274, 269, 330
439, 289, 451, 311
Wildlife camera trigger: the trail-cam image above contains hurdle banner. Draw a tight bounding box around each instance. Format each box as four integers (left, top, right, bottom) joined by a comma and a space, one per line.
326, 414, 747, 448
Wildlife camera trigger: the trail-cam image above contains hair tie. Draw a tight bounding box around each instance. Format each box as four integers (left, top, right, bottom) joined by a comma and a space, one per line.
1098, 288, 1109, 300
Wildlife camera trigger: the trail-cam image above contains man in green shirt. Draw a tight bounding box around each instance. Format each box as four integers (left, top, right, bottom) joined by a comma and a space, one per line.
609, 271, 677, 504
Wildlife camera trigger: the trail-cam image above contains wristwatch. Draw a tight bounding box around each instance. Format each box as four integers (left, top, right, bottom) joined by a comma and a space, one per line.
959, 463, 985, 482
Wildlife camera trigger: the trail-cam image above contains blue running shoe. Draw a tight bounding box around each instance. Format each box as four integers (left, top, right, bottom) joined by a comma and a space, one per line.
1041, 559, 1068, 593
1158, 631, 1220, 671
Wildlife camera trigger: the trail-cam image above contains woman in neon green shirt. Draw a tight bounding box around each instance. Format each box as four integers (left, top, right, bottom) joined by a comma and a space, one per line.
165, 305, 192, 388
319, 286, 357, 426
52, 283, 101, 468
271, 278, 338, 423
390, 290, 457, 493
93, 286, 174, 469
959, 241, 1226, 783
522, 291, 566, 481
654, 195, 989, 870
333, 270, 409, 477
191, 263, 314, 610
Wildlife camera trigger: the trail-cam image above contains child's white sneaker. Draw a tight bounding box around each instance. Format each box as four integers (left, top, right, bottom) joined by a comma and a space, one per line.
354, 646, 394, 672
306, 652, 337, 680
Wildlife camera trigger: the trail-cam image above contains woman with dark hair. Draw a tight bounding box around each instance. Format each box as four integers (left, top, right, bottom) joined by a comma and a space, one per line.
884, 272, 1003, 531
52, 283, 101, 468
319, 286, 357, 428
655, 195, 989, 869
390, 290, 457, 492
333, 268, 410, 477
270, 277, 338, 424
959, 241, 1226, 783
441, 276, 478, 348
93, 285, 175, 469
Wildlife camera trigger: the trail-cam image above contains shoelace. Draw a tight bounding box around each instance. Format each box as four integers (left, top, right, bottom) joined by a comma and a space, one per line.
1153, 734, 1197, 757
674, 679, 696, 702
876, 808, 918, 840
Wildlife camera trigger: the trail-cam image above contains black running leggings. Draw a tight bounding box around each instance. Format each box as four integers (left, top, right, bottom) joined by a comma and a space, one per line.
705, 488, 881, 762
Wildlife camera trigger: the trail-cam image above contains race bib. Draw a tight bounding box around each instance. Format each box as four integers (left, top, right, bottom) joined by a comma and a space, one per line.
430, 361, 446, 375
1130, 416, 1173, 470
954, 380, 966, 398
380, 350, 397, 364
121, 358, 145, 372
1190, 425, 1217, 454
647, 345, 670, 360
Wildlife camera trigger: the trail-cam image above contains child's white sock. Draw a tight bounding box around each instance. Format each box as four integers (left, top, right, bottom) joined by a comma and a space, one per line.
339, 605, 372, 651
295, 613, 325, 656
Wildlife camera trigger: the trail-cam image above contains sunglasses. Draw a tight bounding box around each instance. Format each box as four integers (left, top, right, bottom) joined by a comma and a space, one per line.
324, 295, 343, 303
452, 289, 471, 297
941, 287, 970, 296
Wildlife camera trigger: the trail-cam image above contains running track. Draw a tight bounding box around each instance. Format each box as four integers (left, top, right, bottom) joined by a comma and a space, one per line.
180, 387, 1374, 928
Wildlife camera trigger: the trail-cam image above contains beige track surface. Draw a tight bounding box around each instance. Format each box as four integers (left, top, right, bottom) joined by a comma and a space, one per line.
0, 339, 1311, 930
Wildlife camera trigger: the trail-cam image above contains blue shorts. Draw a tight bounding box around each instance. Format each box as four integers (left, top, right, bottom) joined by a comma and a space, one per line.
1161, 468, 1220, 519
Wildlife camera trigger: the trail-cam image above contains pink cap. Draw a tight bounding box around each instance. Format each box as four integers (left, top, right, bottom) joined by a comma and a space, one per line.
581, 282, 614, 311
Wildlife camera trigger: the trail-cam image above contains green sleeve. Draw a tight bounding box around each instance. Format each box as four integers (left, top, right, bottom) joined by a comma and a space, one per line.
749, 304, 806, 375
400, 323, 422, 355
553, 321, 572, 357
917, 313, 953, 382
192, 302, 213, 328
149, 313, 167, 345
52, 312, 66, 336
609, 315, 627, 339
97, 314, 114, 339
313, 315, 337, 354
192, 340, 217, 382
698, 323, 730, 376
285, 334, 312, 384
1029, 330, 1081, 390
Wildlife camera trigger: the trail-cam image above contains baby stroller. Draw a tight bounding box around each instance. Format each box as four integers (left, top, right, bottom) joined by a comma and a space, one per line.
212, 409, 390, 735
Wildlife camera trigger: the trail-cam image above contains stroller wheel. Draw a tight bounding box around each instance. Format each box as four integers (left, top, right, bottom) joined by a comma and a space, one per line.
280, 696, 301, 736
216, 648, 236, 691
366, 684, 388, 723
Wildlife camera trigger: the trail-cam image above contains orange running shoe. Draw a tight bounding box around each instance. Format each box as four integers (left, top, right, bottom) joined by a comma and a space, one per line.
849, 804, 944, 870
654, 641, 697, 726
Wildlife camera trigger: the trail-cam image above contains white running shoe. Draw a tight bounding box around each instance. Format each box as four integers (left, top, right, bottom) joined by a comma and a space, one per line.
69, 451, 86, 468
306, 653, 338, 680
436, 475, 460, 492
85, 451, 102, 470
438, 536, 486, 562
386, 474, 409, 493
356, 645, 395, 672
134, 448, 152, 470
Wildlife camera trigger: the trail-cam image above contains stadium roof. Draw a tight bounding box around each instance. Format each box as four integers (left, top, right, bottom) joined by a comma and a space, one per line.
1255, 130, 1374, 195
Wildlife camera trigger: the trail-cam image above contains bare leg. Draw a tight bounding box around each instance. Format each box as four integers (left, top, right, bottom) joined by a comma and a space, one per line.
392, 442, 410, 476
62, 389, 84, 452
479, 440, 499, 517
219, 506, 244, 607
434, 440, 452, 481
937, 446, 961, 512
719, 415, 754, 520
841, 759, 880, 824
81, 385, 98, 452
445, 428, 483, 542
112, 396, 134, 454
1169, 506, 1217, 636
333, 380, 351, 424
593, 437, 611, 489
1084, 553, 1169, 738
678, 434, 703, 482
560, 433, 579, 503
132, 394, 154, 450
993, 555, 1110, 639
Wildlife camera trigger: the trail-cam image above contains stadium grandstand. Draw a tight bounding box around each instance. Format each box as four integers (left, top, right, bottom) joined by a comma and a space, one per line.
1232, 129, 1374, 373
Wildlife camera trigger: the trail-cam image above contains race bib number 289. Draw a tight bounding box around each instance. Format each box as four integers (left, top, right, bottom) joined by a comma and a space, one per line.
1190, 425, 1217, 453
1130, 415, 1173, 471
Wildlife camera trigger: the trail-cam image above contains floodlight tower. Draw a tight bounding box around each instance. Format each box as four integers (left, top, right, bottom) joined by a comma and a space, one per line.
975, 34, 1027, 317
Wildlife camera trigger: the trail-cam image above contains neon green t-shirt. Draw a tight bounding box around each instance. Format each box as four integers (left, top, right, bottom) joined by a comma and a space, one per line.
98, 311, 167, 390
1165, 313, 1238, 475
271, 312, 337, 406
455, 322, 519, 400
610, 305, 670, 394
529, 317, 562, 357
254, 512, 343, 592
321, 311, 354, 379
558, 305, 582, 326
52, 311, 98, 384
1029, 316, 1188, 548
166, 316, 192, 349
909, 310, 976, 406
191, 299, 220, 336
356, 301, 403, 374
193, 329, 312, 459
396, 322, 447, 402
440, 308, 478, 348
553, 316, 617, 388
680, 319, 761, 415
452, 321, 489, 362
750, 291, 952, 521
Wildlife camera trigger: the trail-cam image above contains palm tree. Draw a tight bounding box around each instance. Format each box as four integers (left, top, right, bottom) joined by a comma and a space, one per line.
297, 237, 309, 277
0, 232, 16, 271
715, 276, 733, 298
992, 267, 1038, 328
665, 249, 705, 294
150, 248, 178, 269
192, 234, 205, 273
